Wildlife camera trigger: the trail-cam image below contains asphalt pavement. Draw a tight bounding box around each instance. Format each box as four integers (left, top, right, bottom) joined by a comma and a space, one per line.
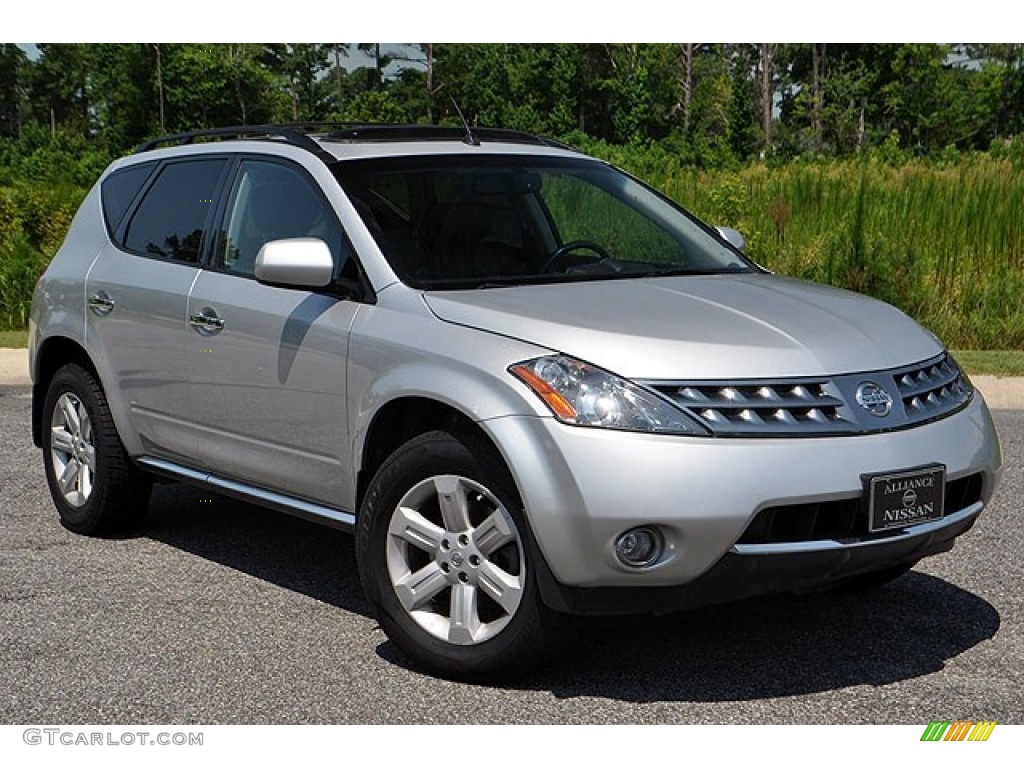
1, 383, 1021, 724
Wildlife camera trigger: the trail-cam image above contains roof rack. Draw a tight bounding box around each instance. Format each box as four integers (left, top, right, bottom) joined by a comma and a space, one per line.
133, 123, 577, 163
133, 125, 338, 164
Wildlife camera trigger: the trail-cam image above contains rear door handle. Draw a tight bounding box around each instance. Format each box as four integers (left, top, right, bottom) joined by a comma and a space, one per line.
188, 309, 225, 335
88, 291, 115, 316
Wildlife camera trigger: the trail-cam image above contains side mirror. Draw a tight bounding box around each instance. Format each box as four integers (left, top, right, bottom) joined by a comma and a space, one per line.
715, 226, 746, 252
255, 238, 334, 288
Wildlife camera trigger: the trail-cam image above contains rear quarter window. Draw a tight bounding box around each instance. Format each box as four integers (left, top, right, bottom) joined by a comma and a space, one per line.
122, 158, 228, 263
100, 163, 156, 240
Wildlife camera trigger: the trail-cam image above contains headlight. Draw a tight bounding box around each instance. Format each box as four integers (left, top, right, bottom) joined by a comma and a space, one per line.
509, 355, 708, 435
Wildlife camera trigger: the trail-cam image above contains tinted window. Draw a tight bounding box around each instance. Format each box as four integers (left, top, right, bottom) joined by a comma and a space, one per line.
123, 159, 227, 263
217, 160, 346, 278
101, 163, 156, 238
337, 156, 753, 289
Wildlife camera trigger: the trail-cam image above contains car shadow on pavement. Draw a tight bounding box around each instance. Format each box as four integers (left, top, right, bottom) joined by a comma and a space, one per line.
143, 484, 1000, 702
517, 573, 1000, 702
142, 483, 372, 618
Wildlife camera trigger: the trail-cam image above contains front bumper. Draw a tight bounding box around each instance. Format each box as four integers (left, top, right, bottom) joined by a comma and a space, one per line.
482, 392, 1001, 610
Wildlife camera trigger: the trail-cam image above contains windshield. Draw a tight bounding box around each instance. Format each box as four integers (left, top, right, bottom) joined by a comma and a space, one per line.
334, 154, 755, 289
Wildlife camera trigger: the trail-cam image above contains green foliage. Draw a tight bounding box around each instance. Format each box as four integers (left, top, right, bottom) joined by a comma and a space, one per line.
0, 174, 87, 329
0, 125, 111, 186
1008, 135, 1024, 172
332, 90, 410, 123
0, 234, 45, 328
162, 44, 285, 128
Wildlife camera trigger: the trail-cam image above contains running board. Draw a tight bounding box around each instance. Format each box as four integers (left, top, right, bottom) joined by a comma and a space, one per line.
136, 456, 356, 532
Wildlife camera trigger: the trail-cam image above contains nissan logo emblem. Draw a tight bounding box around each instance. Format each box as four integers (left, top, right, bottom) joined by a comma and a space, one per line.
855, 381, 893, 417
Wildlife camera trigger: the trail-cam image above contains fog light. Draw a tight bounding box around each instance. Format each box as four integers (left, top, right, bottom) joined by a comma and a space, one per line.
614, 527, 663, 568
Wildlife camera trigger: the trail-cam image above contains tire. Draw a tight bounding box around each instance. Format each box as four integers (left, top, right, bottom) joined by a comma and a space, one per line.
357, 430, 571, 681
829, 562, 916, 593
41, 363, 151, 535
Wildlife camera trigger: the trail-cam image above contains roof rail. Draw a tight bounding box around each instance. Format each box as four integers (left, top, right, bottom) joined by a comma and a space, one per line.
133, 125, 337, 164
320, 124, 576, 151
133, 123, 577, 162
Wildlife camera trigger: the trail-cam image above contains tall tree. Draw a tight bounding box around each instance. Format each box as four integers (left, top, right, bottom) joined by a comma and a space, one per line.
727, 44, 760, 160
266, 44, 331, 121
675, 43, 697, 135
0, 44, 28, 138
90, 44, 159, 150
759, 43, 774, 150
30, 44, 95, 135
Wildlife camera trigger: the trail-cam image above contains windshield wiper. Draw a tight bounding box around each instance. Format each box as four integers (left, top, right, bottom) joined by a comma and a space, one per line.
640, 266, 746, 278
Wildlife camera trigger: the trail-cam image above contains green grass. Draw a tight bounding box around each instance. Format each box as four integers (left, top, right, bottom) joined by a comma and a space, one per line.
951, 350, 1024, 377
0, 329, 27, 348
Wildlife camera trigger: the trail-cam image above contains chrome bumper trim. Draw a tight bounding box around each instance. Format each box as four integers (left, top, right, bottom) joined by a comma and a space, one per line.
730, 501, 983, 556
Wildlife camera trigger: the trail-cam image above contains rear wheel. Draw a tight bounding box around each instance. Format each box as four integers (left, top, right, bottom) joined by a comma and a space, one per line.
357, 430, 570, 680
41, 364, 151, 535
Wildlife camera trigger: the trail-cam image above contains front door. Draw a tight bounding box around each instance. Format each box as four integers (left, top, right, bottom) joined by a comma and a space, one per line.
184, 158, 360, 507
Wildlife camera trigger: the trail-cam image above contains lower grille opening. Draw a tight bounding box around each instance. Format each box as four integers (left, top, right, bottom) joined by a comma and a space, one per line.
737, 472, 984, 545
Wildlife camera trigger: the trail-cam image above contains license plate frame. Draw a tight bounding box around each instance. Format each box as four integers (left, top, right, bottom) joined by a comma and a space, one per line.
865, 464, 946, 533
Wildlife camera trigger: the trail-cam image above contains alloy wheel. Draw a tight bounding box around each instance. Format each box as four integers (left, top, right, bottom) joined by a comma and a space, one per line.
385, 474, 525, 645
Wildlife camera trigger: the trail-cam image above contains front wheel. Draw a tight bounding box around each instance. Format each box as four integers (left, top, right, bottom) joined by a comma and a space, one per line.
357, 431, 570, 681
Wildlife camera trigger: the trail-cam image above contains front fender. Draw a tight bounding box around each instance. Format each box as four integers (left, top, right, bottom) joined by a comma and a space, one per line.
346, 298, 553, 488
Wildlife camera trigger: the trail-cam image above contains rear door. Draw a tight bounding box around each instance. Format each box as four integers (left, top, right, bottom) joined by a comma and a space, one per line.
184, 157, 360, 507
86, 157, 229, 463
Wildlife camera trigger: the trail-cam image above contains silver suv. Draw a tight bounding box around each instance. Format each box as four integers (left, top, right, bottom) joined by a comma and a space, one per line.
30, 124, 1002, 680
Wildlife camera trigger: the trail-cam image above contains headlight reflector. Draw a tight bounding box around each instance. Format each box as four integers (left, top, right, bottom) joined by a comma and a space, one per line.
510, 355, 708, 435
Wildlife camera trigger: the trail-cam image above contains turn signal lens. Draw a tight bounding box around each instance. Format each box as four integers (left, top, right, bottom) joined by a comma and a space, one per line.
507, 364, 578, 420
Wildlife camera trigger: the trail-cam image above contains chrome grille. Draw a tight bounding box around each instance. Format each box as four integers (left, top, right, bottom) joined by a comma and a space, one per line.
647, 353, 972, 437
657, 380, 855, 435
894, 356, 972, 420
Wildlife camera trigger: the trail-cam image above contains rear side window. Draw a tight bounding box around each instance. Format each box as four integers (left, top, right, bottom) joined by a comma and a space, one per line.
100, 163, 156, 237
123, 159, 227, 263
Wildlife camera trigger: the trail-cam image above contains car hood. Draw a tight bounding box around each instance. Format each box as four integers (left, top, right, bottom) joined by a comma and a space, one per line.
422, 274, 943, 380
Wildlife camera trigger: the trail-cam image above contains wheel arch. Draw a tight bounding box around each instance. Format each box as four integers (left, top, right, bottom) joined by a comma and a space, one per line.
32, 335, 99, 447
355, 396, 498, 513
